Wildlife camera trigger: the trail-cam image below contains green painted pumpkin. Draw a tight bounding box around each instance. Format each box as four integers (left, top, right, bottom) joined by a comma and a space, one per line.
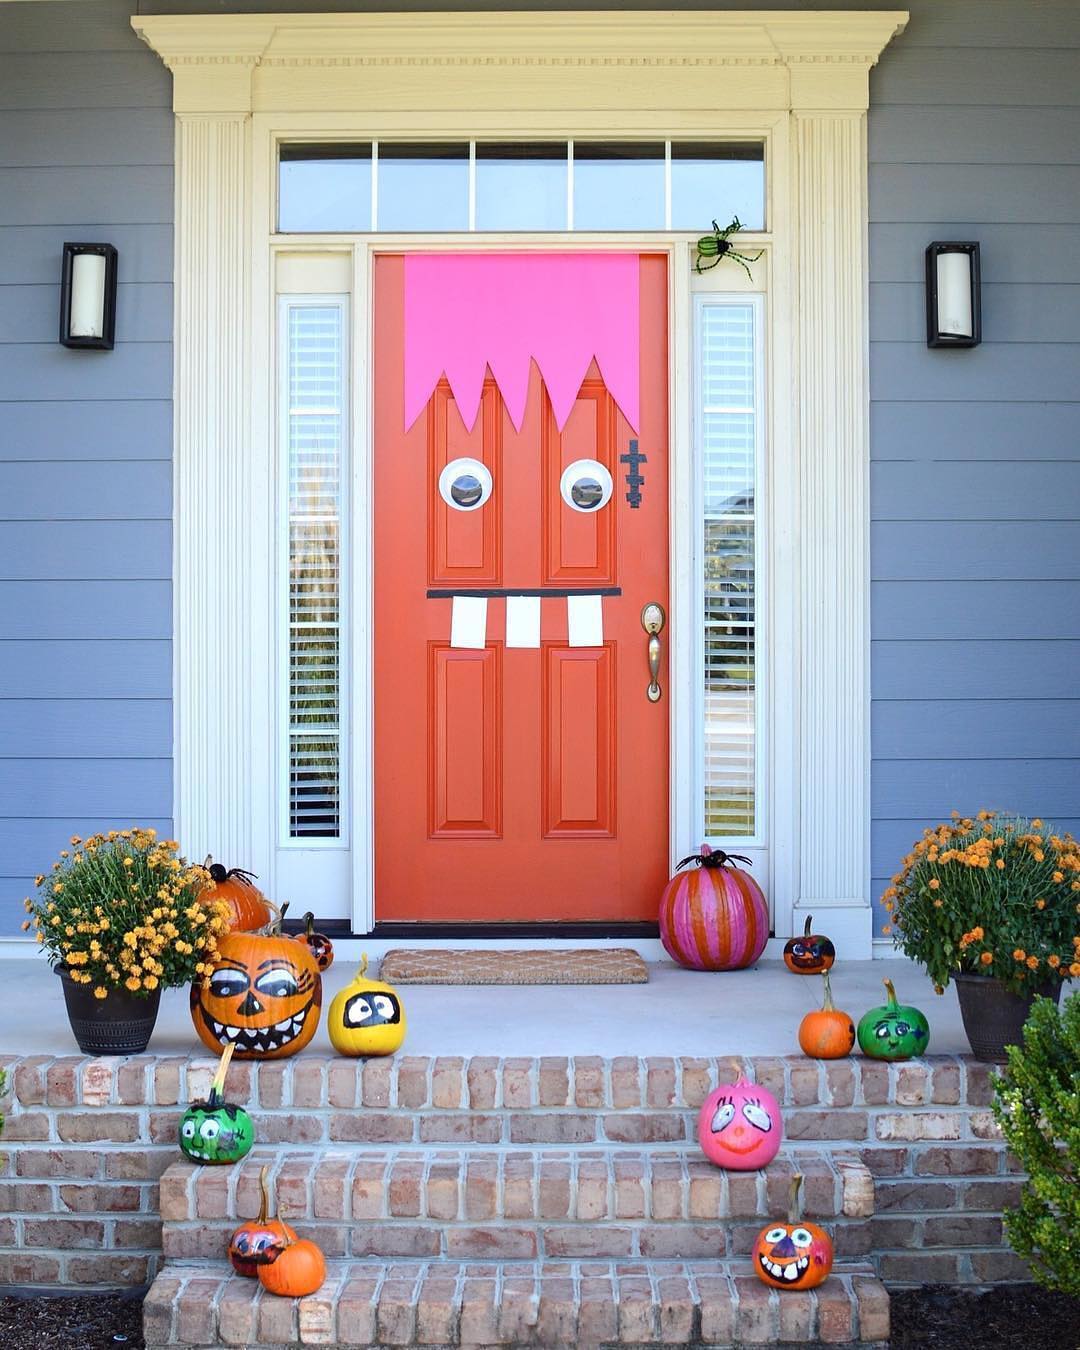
179, 1042, 255, 1165
857, 978, 930, 1060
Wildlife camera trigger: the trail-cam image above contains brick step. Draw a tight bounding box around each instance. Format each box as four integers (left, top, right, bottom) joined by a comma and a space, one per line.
160, 1148, 875, 1265
144, 1258, 890, 1347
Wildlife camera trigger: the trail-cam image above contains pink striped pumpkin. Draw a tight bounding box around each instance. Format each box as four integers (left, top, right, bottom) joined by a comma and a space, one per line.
658, 846, 769, 971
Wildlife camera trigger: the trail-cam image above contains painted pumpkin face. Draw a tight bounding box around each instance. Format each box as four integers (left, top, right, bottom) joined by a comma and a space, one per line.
698, 1079, 782, 1171
856, 978, 930, 1061
180, 1101, 254, 1164
327, 956, 407, 1058
229, 1166, 297, 1277
783, 914, 835, 974
753, 1220, 834, 1289
190, 931, 322, 1059
295, 912, 334, 972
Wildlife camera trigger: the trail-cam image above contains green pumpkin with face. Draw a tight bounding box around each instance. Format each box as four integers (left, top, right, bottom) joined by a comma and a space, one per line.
179, 1042, 255, 1164
857, 978, 930, 1060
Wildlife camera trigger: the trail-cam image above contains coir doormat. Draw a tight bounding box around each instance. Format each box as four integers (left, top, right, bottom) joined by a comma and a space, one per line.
378, 948, 649, 985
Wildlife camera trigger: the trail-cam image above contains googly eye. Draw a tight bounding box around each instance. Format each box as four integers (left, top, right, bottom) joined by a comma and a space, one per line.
439, 457, 492, 511
710, 1101, 736, 1133
181, 1119, 196, 1139
742, 1100, 773, 1133
791, 1228, 814, 1248
199, 1119, 220, 1140
560, 459, 613, 512
764, 1227, 787, 1244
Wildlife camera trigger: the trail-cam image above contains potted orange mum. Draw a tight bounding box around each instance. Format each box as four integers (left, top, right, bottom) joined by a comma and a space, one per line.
883, 812, 1080, 1061
23, 828, 229, 1054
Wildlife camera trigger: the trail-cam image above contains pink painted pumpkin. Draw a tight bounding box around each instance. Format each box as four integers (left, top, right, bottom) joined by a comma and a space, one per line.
698, 1079, 782, 1171
658, 846, 769, 971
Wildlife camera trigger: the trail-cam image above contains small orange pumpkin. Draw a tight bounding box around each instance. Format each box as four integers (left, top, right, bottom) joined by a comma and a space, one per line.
752, 1174, 834, 1290
294, 911, 334, 972
228, 1165, 297, 1277
798, 970, 855, 1059
257, 1232, 326, 1298
190, 905, 322, 1060
202, 860, 273, 933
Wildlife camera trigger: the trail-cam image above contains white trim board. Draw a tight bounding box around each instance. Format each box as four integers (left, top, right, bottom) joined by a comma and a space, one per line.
132, 9, 907, 958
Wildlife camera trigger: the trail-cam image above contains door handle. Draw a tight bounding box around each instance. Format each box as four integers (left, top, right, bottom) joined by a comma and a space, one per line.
641, 602, 666, 702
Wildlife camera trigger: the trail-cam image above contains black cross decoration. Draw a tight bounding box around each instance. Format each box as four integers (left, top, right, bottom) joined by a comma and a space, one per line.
620, 440, 647, 509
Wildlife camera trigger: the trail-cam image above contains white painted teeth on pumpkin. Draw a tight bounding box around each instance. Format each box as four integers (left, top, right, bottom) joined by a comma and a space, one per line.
784, 1264, 800, 1281
213, 1022, 224, 1035
275, 1019, 292, 1031
226, 1026, 240, 1039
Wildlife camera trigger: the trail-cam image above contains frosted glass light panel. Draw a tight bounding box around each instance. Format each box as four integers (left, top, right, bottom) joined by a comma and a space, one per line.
698, 300, 760, 840
671, 143, 765, 231
475, 142, 568, 231
573, 143, 665, 231
377, 143, 469, 231
286, 304, 346, 838
279, 144, 372, 232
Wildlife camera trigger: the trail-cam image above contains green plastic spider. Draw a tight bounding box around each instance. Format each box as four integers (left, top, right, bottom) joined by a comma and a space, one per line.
694, 217, 764, 279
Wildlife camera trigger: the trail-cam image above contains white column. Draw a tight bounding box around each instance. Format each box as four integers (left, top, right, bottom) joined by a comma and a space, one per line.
172, 110, 255, 866
792, 107, 873, 954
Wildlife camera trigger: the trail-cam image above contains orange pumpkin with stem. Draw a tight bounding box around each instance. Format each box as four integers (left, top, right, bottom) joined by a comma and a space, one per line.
257, 1231, 327, 1298
202, 859, 274, 933
190, 903, 322, 1059
752, 1173, 834, 1290
797, 970, 856, 1059
228, 1165, 297, 1277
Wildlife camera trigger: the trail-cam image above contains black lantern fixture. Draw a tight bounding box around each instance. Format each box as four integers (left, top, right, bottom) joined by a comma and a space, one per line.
59, 243, 118, 350
925, 241, 981, 348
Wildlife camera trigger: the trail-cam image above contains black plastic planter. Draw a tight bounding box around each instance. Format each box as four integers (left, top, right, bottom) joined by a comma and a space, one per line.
56, 963, 161, 1055
953, 971, 1061, 1063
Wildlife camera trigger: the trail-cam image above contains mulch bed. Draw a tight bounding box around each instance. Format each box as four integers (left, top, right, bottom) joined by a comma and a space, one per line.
2, 1282, 1078, 1348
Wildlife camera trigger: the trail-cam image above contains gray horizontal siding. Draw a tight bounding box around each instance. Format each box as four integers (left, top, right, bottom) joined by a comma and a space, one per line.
0, 166, 173, 225
0, 401, 172, 460
0, 522, 171, 579
0, 224, 173, 285
0, 700, 171, 757
0, 343, 172, 401
0, 53, 172, 110
868, 0, 1080, 932
0, 283, 173, 344
0, 462, 171, 520
0, 108, 173, 168
0, 582, 171, 638
0, 818, 173, 878
0, 641, 171, 698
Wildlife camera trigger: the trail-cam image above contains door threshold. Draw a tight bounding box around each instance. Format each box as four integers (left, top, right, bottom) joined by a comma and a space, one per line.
284, 919, 661, 940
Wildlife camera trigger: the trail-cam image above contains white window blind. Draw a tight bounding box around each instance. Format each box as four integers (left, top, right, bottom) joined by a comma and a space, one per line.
284, 302, 346, 839
698, 300, 760, 840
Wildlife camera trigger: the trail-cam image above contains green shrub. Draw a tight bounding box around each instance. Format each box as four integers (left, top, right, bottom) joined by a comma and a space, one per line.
992, 991, 1080, 1295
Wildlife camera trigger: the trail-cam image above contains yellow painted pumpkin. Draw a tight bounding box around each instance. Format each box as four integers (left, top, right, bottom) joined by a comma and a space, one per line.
327, 955, 406, 1058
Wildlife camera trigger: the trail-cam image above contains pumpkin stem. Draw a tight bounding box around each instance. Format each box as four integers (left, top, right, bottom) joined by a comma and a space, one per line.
358, 953, 369, 980
257, 1164, 271, 1225
208, 1040, 235, 1107
269, 901, 289, 937
787, 1173, 804, 1226
302, 911, 316, 938
675, 848, 754, 872
883, 978, 898, 1008
804, 914, 813, 937
821, 969, 835, 1012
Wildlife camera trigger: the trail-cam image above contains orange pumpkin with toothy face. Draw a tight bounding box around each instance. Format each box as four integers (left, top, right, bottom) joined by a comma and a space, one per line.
752, 1174, 834, 1290
190, 928, 322, 1060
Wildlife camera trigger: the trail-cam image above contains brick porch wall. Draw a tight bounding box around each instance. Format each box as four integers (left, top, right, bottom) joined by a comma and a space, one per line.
0, 1053, 1025, 1290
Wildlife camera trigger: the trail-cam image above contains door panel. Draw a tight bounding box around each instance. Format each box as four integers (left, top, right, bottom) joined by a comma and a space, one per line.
374, 251, 669, 922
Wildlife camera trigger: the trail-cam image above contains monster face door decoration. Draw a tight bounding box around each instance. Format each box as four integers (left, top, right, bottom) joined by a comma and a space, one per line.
405, 252, 642, 650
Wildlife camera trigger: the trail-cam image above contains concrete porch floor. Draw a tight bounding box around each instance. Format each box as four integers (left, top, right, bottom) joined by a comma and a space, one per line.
0, 956, 971, 1058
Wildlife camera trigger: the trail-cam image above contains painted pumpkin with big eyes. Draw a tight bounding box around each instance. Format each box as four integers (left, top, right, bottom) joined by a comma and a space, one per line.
798, 970, 855, 1059
327, 955, 407, 1057
753, 1174, 834, 1290
228, 1165, 297, 1277
190, 911, 322, 1060
179, 1043, 254, 1164
857, 978, 930, 1061
294, 911, 334, 972
698, 1078, 782, 1171
783, 914, 835, 975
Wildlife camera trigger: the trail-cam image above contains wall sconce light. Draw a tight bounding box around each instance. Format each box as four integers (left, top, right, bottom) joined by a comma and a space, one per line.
925, 241, 981, 348
59, 243, 118, 350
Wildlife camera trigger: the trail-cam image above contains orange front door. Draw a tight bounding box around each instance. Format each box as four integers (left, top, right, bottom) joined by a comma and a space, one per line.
374, 252, 669, 921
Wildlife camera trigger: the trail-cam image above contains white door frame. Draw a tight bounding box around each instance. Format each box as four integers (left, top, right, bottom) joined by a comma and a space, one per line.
128, 9, 908, 958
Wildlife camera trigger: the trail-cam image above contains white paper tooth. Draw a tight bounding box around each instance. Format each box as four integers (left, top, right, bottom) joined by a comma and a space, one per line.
450, 594, 487, 649
568, 594, 603, 647
505, 595, 541, 648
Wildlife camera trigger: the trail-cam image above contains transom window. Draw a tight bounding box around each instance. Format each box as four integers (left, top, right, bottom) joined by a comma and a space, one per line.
278, 140, 765, 233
